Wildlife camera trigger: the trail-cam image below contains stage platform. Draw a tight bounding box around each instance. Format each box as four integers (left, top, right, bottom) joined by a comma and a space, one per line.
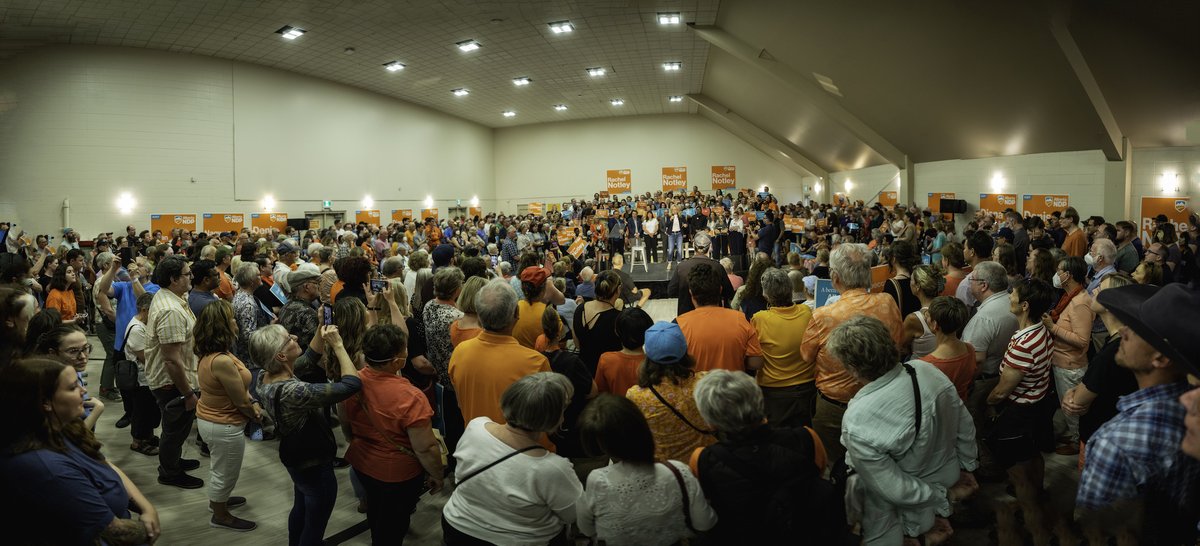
624, 260, 673, 283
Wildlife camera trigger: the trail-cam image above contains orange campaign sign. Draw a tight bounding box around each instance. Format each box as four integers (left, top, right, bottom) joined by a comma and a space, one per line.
251, 213, 288, 231
607, 169, 632, 194
468, 207, 482, 218
879, 191, 899, 207
557, 227, 574, 246
711, 166, 736, 190
1021, 194, 1069, 220
355, 209, 381, 226
869, 264, 891, 293
528, 202, 544, 215
928, 192, 956, 214
979, 194, 1018, 219
567, 238, 588, 259
1140, 197, 1192, 244
421, 208, 439, 221
150, 214, 197, 235
816, 218, 828, 229
833, 193, 849, 206
596, 208, 609, 219
391, 209, 414, 223
662, 167, 687, 193
202, 213, 244, 233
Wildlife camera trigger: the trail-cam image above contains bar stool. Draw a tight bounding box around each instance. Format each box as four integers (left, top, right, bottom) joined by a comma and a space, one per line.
628, 239, 648, 273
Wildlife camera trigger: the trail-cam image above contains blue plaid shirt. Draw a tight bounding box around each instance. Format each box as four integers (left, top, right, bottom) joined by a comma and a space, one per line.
1077, 381, 1200, 511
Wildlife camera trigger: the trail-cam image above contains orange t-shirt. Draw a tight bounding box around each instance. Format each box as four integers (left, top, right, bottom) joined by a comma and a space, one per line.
215, 270, 234, 301
1062, 228, 1087, 258
676, 306, 763, 373
596, 351, 644, 396
448, 331, 552, 426
344, 366, 434, 482
46, 289, 77, 320
920, 344, 978, 402
449, 321, 483, 348
329, 280, 345, 303
512, 301, 547, 349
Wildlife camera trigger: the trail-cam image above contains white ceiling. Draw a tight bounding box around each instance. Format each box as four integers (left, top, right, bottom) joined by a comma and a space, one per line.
0, 0, 718, 127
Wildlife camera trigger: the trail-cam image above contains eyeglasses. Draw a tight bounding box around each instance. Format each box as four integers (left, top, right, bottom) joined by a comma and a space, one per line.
62, 345, 92, 358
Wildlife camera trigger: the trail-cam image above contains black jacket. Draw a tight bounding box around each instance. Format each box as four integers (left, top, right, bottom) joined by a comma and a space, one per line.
666, 255, 735, 316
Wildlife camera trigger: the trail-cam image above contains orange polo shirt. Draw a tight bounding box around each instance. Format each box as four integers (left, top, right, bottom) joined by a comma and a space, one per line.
1061, 228, 1087, 258
596, 351, 644, 397
448, 330, 551, 427
800, 288, 904, 403
676, 306, 763, 373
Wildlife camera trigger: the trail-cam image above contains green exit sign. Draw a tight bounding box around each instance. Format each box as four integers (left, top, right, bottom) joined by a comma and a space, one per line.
322, 200, 332, 208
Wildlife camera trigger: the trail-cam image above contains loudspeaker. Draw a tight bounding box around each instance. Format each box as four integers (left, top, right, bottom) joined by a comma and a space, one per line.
939, 199, 968, 214
286, 218, 309, 231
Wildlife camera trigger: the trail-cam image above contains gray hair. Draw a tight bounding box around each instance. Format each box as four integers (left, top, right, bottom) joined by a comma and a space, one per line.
432, 266, 464, 300
234, 262, 259, 287
827, 316, 899, 382
719, 257, 734, 273
1092, 238, 1117, 263
501, 372, 574, 433
477, 278, 519, 332
94, 252, 116, 272
693, 369, 764, 435
973, 261, 1009, 293
760, 268, 793, 307
498, 261, 512, 276
830, 243, 872, 289
200, 244, 217, 261
249, 324, 291, 374
579, 266, 594, 282
407, 250, 430, 271
381, 256, 405, 278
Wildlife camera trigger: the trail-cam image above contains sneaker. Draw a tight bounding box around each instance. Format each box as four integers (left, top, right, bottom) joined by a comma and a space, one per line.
115, 414, 131, 429
210, 515, 256, 532
100, 388, 123, 402
158, 473, 204, 489
181, 458, 201, 471
208, 497, 247, 511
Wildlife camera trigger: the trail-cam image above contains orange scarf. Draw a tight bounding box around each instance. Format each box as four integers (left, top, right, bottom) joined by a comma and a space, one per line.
1050, 285, 1081, 322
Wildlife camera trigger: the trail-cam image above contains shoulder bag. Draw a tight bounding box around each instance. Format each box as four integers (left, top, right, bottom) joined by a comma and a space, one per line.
113, 321, 141, 391
661, 461, 696, 532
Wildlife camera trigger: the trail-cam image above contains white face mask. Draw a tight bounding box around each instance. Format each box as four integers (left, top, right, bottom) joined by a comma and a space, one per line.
1084, 253, 1095, 267
1052, 272, 1063, 289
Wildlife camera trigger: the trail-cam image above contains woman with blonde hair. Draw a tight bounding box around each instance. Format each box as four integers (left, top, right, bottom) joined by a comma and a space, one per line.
901, 264, 945, 359
450, 276, 488, 347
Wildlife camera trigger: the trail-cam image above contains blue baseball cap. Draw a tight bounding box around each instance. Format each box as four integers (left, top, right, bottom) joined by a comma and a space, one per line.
644, 321, 687, 364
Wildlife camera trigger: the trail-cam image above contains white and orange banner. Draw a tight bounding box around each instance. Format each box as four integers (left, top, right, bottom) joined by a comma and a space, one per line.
251, 213, 288, 231
711, 165, 736, 190
979, 193, 1018, 219
527, 202, 544, 215
607, 169, 632, 194
202, 213, 243, 233
421, 208, 439, 221
151, 214, 197, 235
879, 191, 898, 207
1141, 197, 1192, 244
1021, 194, 1069, 220
391, 209, 413, 223
927, 192, 956, 214
355, 209, 381, 226
662, 167, 687, 193
468, 206, 482, 218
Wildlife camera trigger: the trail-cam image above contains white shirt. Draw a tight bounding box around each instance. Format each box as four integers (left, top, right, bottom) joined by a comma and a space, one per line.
578, 460, 717, 545
443, 418, 583, 545
643, 217, 658, 236
124, 317, 150, 386
842, 361, 978, 542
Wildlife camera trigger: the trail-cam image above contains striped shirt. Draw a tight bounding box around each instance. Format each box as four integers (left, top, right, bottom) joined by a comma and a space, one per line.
1000, 323, 1053, 404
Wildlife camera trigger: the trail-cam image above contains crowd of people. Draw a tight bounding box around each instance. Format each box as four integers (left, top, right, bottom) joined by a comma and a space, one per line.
0, 186, 1199, 545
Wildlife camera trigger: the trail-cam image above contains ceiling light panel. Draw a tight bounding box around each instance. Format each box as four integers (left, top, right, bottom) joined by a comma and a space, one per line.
502, 110, 516, 117
554, 104, 568, 111
662, 61, 682, 71
548, 21, 574, 34
276, 26, 305, 39
586, 67, 607, 77
456, 39, 480, 52
610, 98, 624, 106
451, 88, 469, 96
658, 13, 682, 25
383, 61, 405, 72
668, 95, 684, 102
512, 76, 532, 86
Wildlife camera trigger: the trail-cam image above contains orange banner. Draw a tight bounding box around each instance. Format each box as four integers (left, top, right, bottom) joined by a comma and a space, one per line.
596, 208, 609, 219
1021, 194, 1069, 220
468, 207, 482, 218
355, 209, 381, 226
202, 213, 244, 233
833, 193, 849, 206
869, 264, 890, 293
391, 209, 413, 223
1140, 197, 1192, 244
662, 167, 687, 193
878, 191, 898, 207
979, 194, 1018, 219
567, 238, 587, 259
607, 169, 632, 194
251, 213, 288, 231
150, 214, 197, 235
711, 165, 736, 190
783, 215, 805, 232
557, 227, 574, 246
528, 202, 544, 215
927, 192, 956, 213
421, 208, 439, 221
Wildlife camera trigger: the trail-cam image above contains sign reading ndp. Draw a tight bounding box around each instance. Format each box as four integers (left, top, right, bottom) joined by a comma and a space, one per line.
979, 194, 1018, 219
150, 214, 196, 235
202, 213, 244, 232
662, 167, 687, 192
1022, 194, 1069, 219
711, 166, 736, 190
607, 169, 632, 194
251, 213, 288, 230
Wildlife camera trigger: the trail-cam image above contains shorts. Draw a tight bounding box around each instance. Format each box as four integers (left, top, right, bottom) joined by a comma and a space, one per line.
987, 397, 1055, 468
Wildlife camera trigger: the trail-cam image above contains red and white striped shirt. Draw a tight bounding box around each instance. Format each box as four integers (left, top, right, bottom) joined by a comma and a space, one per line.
1000, 323, 1054, 404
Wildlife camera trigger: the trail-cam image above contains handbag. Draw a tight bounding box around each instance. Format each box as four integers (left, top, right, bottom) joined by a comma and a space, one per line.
113, 321, 140, 391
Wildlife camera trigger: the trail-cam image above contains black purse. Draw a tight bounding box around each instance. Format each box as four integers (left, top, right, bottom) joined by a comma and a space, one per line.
114, 321, 140, 391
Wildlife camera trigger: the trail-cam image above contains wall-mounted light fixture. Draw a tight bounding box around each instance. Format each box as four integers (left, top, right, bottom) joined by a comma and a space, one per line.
1161, 172, 1180, 193
115, 192, 136, 215
261, 195, 276, 211
424, 195, 434, 209
991, 172, 1006, 193
362, 195, 374, 209
470, 196, 480, 207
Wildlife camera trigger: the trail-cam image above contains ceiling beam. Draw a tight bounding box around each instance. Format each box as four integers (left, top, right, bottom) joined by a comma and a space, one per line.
1049, 16, 1125, 160
688, 93, 830, 179
690, 24, 906, 167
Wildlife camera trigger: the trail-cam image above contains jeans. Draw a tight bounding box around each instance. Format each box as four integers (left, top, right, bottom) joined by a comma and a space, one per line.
443, 388, 465, 472
762, 382, 817, 429
285, 463, 338, 546
667, 232, 683, 262
1053, 366, 1087, 444
97, 320, 118, 391
356, 471, 425, 545
124, 386, 161, 441
442, 516, 494, 546
197, 419, 247, 502
152, 386, 197, 478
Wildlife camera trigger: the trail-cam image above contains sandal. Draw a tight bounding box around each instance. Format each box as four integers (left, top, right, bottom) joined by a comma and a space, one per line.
130, 442, 159, 456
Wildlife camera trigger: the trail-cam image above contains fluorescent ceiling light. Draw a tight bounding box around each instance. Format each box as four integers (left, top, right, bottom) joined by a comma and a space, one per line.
502, 110, 517, 117
383, 61, 405, 72
662, 61, 682, 71
554, 104, 568, 111
548, 21, 574, 34
456, 39, 481, 52
451, 88, 469, 96
668, 95, 684, 102
658, 13, 681, 25
610, 98, 624, 106
586, 67, 606, 77
512, 76, 532, 86
276, 26, 306, 40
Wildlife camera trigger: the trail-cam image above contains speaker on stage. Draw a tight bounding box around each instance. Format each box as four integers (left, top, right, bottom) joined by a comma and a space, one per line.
939, 199, 968, 214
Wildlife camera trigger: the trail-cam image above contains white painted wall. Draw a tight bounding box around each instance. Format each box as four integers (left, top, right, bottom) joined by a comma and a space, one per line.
492, 114, 807, 212
0, 46, 493, 239
1130, 147, 1200, 223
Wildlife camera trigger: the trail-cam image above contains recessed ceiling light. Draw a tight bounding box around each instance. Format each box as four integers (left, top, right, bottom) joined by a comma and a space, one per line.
456, 39, 481, 52
451, 88, 469, 96
512, 77, 532, 86
276, 26, 306, 40
662, 61, 682, 71
554, 104, 568, 111
548, 20, 574, 34
586, 67, 606, 77
610, 99, 624, 106
502, 110, 516, 117
658, 13, 681, 25
383, 61, 405, 72
668, 95, 684, 102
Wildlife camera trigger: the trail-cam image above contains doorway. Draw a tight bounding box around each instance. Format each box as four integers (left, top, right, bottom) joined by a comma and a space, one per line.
304, 211, 345, 230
